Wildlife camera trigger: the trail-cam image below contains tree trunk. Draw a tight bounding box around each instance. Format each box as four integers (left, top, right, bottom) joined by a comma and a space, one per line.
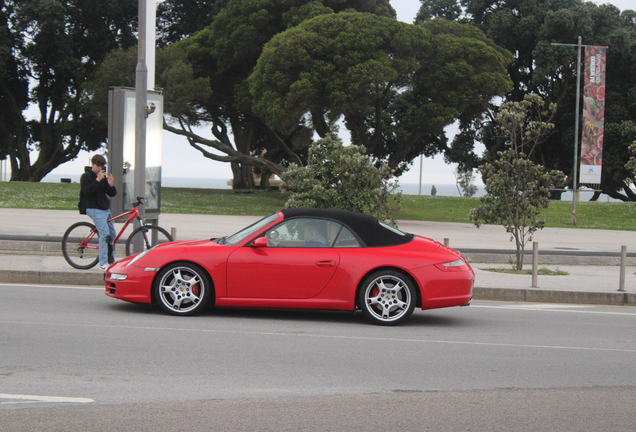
259, 172, 271, 190
229, 115, 256, 190
589, 191, 601, 201
231, 162, 255, 190
514, 226, 524, 271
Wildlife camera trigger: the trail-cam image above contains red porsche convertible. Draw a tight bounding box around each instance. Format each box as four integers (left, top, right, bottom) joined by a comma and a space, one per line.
105, 208, 474, 325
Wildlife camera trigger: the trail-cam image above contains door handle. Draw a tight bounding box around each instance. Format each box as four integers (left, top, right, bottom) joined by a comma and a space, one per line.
316, 260, 335, 268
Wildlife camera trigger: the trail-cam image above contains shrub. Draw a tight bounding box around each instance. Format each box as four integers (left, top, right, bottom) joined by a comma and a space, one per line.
281, 133, 401, 224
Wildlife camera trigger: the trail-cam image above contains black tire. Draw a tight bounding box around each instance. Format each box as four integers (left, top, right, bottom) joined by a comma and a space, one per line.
154, 262, 212, 316
125, 225, 173, 256
62, 222, 99, 270
358, 270, 417, 326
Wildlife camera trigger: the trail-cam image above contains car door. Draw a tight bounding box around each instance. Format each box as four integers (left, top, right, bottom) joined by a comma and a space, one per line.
226, 218, 341, 299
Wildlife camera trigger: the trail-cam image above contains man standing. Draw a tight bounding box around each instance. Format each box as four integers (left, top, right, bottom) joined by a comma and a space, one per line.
81, 154, 117, 269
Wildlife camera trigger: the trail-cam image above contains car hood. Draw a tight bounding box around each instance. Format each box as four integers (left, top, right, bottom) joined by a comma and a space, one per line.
161, 239, 222, 248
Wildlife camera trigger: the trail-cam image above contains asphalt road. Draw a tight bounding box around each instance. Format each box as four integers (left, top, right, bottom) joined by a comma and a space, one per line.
2, 284, 636, 431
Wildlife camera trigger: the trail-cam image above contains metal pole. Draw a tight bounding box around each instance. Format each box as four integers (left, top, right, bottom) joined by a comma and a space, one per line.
572, 36, 582, 226
418, 155, 423, 196
532, 242, 539, 288
133, 0, 148, 253
619, 245, 627, 292
135, 0, 148, 207
146, 0, 156, 91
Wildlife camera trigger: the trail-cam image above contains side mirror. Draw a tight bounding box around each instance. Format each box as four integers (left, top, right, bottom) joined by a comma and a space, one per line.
251, 237, 268, 248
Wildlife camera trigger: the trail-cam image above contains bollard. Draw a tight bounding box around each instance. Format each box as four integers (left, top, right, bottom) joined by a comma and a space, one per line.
444, 238, 449, 247
619, 245, 627, 292
171, 227, 177, 242
532, 242, 538, 288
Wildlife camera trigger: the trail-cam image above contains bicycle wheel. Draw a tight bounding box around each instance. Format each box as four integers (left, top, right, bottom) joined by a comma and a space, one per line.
62, 222, 100, 269
125, 225, 173, 256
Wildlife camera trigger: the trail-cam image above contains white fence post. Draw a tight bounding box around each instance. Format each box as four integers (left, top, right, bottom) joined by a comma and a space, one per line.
532, 242, 539, 288
619, 246, 627, 292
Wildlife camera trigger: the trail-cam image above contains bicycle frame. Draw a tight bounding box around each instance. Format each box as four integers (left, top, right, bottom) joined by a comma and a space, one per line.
80, 206, 142, 250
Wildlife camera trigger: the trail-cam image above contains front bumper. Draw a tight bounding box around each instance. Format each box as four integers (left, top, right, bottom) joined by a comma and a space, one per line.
104, 262, 156, 304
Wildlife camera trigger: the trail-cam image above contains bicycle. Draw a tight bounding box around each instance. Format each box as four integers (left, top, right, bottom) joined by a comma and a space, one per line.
62, 197, 173, 270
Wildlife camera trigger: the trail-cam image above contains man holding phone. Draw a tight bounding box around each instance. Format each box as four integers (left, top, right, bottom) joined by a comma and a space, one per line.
80, 154, 117, 269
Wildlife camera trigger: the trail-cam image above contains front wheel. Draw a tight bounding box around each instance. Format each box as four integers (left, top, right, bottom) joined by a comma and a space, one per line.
358, 270, 417, 326
125, 225, 173, 256
154, 262, 212, 316
62, 222, 99, 270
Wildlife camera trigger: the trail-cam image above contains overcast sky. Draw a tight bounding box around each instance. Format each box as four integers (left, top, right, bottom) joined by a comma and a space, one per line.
30, 0, 636, 185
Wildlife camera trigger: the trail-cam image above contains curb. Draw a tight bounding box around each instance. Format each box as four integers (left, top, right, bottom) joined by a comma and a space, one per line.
0, 270, 104, 286
1, 269, 634, 307
473, 287, 636, 306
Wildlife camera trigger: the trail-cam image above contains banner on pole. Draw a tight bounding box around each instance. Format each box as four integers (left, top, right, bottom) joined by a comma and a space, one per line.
579, 46, 606, 185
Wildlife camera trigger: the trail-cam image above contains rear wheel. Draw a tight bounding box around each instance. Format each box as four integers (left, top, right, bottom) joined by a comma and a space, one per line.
358, 270, 416, 326
154, 263, 212, 316
62, 222, 99, 269
125, 225, 172, 256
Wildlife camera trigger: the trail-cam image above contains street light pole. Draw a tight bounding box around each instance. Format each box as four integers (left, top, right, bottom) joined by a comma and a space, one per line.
134, 0, 148, 228
571, 35, 582, 226
552, 36, 583, 226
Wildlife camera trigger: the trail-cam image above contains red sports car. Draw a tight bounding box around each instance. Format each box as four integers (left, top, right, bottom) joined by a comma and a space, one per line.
105, 208, 474, 325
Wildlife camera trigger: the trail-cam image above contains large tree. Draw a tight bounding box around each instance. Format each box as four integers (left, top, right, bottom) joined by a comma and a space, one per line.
1, 0, 138, 181
163, 0, 397, 188
418, 0, 636, 200
249, 13, 512, 175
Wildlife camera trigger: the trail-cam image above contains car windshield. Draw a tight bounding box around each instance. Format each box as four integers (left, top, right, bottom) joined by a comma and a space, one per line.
220, 212, 280, 246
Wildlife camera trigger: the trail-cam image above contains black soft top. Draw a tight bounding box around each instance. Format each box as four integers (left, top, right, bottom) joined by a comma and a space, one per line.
280, 208, 414, 247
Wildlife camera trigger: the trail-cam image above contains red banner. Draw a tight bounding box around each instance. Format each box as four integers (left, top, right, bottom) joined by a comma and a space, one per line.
579, 46, 606, 184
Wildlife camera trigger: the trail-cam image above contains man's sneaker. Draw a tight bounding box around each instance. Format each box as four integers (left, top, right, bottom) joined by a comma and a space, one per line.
100, 264, 108, 270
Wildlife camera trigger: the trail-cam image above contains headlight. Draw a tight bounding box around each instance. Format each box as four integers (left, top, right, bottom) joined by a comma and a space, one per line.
125, 249, 150, 267
109, 273, 128, 281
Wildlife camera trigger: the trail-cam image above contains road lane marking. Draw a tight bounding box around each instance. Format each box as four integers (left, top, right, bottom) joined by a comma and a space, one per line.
0, 393, 94, 404
1, 320, 635, 354
473, 304, 636, 316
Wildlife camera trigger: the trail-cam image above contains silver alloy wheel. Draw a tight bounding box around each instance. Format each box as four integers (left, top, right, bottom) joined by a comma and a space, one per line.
158, 266, 205, 314
363, 274, 412, 323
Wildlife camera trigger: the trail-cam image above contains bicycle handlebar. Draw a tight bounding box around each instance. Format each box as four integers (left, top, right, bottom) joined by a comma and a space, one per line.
133, 196, 146, 208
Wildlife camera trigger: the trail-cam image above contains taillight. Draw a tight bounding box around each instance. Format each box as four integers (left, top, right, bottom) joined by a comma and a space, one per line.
435, 259, 470, 272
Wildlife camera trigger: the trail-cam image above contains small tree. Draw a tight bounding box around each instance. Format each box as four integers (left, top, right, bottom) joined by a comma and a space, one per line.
281, 132, 401, 225
469, 95, 564, 270
454, 166, 478, 197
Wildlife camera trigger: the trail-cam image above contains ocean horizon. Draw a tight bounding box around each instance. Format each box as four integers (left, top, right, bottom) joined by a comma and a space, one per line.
40, 173, 607, 201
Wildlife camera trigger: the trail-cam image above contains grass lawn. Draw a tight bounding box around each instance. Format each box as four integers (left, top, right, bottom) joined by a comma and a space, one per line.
1, 181, 635, 230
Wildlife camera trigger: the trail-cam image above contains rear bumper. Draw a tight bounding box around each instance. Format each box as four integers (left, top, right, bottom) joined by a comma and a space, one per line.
418, 271, 475, 310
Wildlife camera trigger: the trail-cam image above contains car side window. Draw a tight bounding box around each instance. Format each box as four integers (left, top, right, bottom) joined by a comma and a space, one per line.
265, 218, 341, 248
333, 226, 361, 248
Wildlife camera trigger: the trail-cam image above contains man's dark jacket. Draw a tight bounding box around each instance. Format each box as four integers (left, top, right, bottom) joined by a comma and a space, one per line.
80, 167, 117, 210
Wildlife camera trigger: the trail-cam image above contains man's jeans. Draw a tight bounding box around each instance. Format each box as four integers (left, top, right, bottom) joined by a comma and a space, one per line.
87, 208, 116, 266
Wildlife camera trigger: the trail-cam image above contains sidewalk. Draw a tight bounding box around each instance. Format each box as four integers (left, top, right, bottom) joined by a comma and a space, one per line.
1, 208, 635, 306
